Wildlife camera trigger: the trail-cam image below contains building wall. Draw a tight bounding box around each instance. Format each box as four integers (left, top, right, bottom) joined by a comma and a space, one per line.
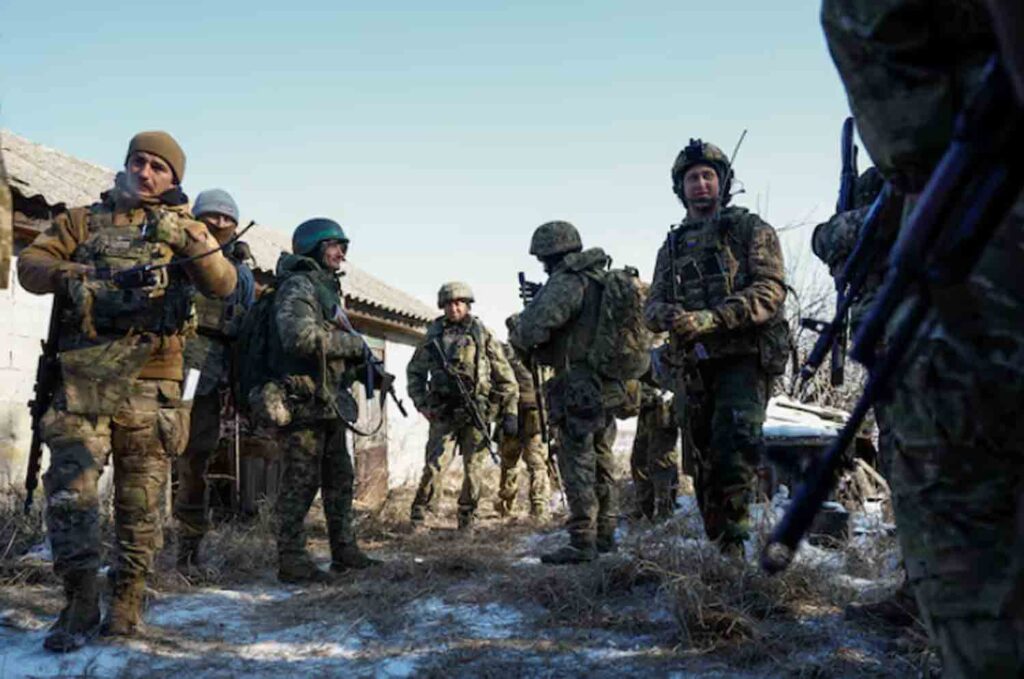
0, 257, 52, 488
384, 341, 429, 489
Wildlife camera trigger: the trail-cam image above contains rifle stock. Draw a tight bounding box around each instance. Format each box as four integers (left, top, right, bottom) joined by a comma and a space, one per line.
764, 56, 1024, 574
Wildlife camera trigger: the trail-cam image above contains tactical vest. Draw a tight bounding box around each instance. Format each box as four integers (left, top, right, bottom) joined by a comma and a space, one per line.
503, 342, 537, 408
425, 317, 491, 400
666, 207, 784, 357
193, 262, 245, 338
69, 203, 193, 336
267, 266, 344, 384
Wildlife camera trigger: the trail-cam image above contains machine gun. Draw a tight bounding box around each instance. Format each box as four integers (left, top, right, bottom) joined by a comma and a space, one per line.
429, 338, 498, 463
24, 298, 63, 513
763, 56, 1024, 574
799, 117, 859, 387
516, 272, 567, 510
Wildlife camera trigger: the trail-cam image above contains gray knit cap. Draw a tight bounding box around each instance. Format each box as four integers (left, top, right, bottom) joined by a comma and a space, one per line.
193, 189, 239, 222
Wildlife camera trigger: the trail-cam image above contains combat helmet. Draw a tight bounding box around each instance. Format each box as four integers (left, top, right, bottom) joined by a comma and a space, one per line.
671, 139, 733, 206
292, 217, 349, 257
437, 281, 475, 308
529, 220, 583, 258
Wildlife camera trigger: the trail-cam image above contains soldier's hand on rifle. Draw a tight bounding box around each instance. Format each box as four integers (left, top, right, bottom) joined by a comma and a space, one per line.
671, 310, 719, 341
146, 209, 191, 251
501, 413, 518, 437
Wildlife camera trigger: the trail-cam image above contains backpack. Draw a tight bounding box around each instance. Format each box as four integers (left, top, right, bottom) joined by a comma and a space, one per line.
233, 286, 278, 413
585, 266, 652, 381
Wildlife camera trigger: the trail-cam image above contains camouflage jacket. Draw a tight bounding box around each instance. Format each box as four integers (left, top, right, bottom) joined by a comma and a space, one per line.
269, 253, 366, 422
502, 342, 537, 409
407, 315, 518, 420
811, 205, 885, 332
17, 175, 237, 380
644, 206, 787, 360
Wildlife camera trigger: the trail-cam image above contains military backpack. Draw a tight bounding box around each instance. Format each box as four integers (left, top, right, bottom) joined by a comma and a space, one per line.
584, 266, 653, 381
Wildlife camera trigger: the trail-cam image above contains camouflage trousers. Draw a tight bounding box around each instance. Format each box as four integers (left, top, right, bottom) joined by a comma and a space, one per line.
631, 402, 680, 519
558, 413, 618, 547
276, 420, 355, 560
173, 389, 222, 539
411, 419, 489, 521
677, 355, 768, 551
41, 379, 190, 580
497, 408, 549, 513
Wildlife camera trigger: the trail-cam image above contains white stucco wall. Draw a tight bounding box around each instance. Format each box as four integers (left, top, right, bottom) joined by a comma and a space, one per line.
384, 341, 429, 489
0, 258, 53, 488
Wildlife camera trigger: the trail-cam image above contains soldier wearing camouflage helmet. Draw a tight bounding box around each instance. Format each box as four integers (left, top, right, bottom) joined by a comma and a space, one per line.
644, 139, 788, 557
823, 1, 1024, 673
510, 221, 628, 564
257, 217, 384, 582
407, 281, 518, 531
16, 131, 238, 651
174, 189, 257, 572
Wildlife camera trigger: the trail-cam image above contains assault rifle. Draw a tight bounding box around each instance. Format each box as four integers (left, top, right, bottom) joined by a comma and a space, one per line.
331, 305, 408, 418
429, 338, 498, 463
763, 56, 1024, 574
800, 118, 859, 387
25, 297, 63, 513
517, 272, 567, 510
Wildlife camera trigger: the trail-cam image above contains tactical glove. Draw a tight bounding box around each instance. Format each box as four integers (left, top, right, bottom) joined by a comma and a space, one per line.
502, 413, 519, 437
147, 210, 191, 251
671, 310, 719, 341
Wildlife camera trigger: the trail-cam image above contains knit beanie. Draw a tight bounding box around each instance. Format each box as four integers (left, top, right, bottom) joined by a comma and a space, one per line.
193, 189, 240, 222
125, 131, 186, 183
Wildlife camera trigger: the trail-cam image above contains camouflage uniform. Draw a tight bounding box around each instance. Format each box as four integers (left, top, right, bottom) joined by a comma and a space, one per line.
645, 203, 787, 553
630, 379, 680, 520
495, 343, 549, 518
823, 2, 1024, 674
407, 314, 518, 527
0, 146, 11, 289
17, 163, 238, 646
174, 252, 255, 559
511, 244, 629, 559
264, 251, 370, 578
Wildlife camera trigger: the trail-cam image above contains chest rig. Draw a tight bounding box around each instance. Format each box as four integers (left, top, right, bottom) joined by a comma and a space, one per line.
668, 214, 743, 312
428, 318, 489, 399
70, 204, 193, 335
193, 257, 246, 338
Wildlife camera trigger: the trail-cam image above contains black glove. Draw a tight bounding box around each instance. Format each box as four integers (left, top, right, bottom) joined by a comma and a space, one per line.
502, 413, 519, 437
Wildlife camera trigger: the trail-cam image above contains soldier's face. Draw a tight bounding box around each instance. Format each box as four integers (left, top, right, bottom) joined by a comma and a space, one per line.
322, 240, 348, 271
125, 151, 176, 199
683, 164, 720, 214
198, 212, 238, 245
444, 300, 470, 323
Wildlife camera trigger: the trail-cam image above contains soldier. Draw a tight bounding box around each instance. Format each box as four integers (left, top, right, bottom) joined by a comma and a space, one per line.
510, 222, 627, 564
1, 143, 11, 289
17, 131, 238, 651
407, 282, 518, 531
630, 371, 680, 521
493, 336, 550, 520
644, 140, 788, 556
822, 1, 1024, 674
174, 189, 256, 571
253, 218, 382, 583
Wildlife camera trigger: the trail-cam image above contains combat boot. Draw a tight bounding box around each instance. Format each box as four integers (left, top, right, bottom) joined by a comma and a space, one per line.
176, 534, 203, 573
457, 512, 476, 533
330, 544, 381, 573
100, 576, 146, 638
493, 497, 513, 518
529, 503, 547, 521
278, 553, 333, 584
43, 569, 101, 653
541, 537, 597, 565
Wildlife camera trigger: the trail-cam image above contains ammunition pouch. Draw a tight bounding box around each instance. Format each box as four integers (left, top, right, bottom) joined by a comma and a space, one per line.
58, 337, 153, 416
757, 318, 791, 376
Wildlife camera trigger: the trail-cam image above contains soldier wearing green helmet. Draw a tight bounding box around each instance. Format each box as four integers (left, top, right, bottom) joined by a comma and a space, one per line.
407, 281, 518, 531
262, 216, 383, 582
644, 139, 788, 557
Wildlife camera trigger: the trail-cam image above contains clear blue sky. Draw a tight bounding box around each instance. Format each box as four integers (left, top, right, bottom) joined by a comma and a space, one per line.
2, 1, 849, 331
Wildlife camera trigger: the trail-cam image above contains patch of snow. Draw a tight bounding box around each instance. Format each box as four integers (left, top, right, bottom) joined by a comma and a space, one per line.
405, 597, 524, 640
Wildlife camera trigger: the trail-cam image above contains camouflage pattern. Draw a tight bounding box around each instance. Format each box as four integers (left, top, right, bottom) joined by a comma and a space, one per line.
0, 147, 11, 289
41, 378, 189, 579
264, 252, 368, 565
823, 2, 1024, 675
407, 314, 518, 523
276, 421, 356, 561
644, 205, 784, 552
495, 343, 549, 515
630, 381, 680, 520
173, 390, 223, 541
671, 139, 733, 205
529, 220, 582, 258
437, 281, 475, 307
511, 246, 626, 549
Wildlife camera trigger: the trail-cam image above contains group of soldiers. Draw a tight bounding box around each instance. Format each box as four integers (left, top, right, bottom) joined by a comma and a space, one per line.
2, 0, 1022, 674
